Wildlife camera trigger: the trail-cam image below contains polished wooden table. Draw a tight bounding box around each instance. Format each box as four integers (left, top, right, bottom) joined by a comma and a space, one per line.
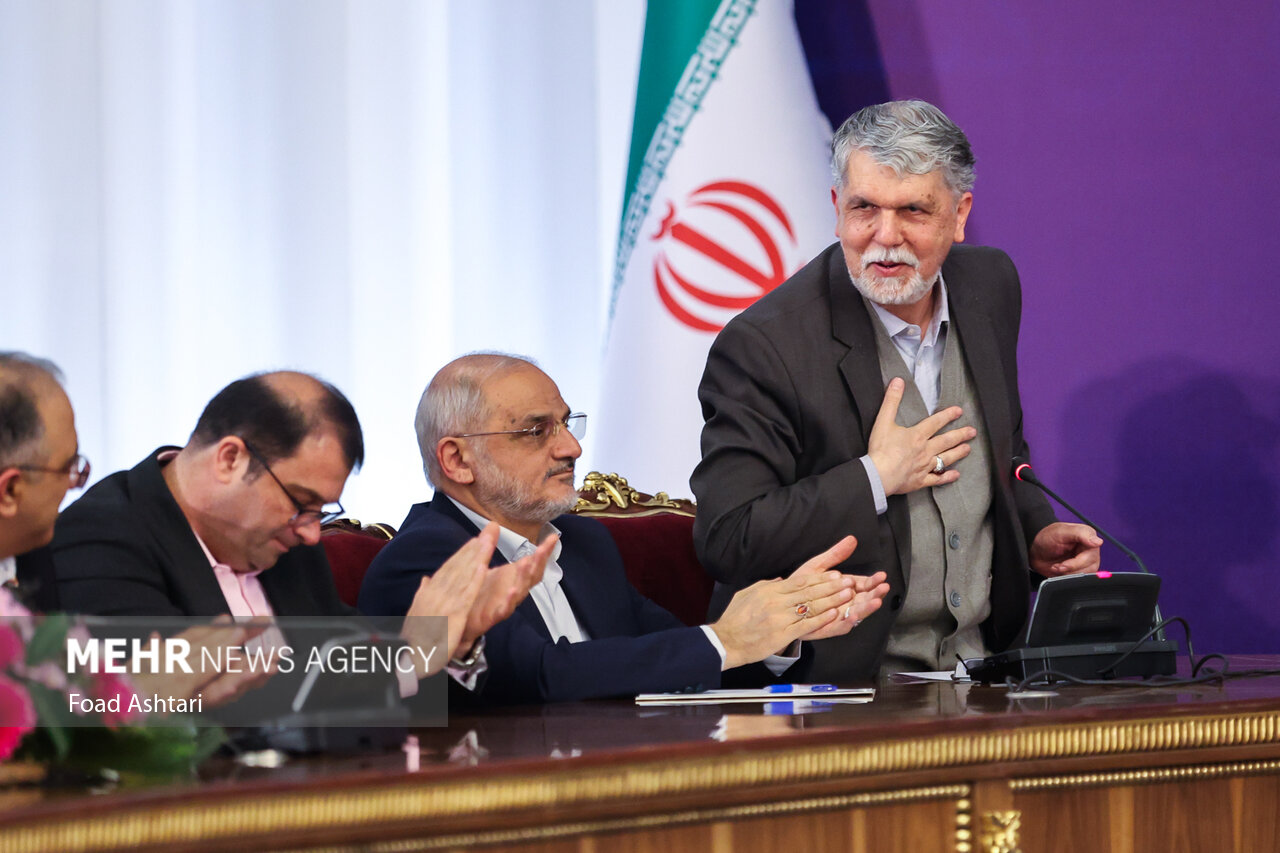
3, 656, 1280, 852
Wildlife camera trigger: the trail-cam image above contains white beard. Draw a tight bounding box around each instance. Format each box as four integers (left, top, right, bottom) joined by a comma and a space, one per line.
848, 246, 937, 306
471, 448, 579, 528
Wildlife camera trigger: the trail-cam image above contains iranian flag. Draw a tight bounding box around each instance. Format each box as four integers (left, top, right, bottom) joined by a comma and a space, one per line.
595, 0, 836, 497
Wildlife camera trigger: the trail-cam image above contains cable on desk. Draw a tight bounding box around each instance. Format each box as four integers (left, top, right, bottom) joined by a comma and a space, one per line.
1009, 616, 1280, 691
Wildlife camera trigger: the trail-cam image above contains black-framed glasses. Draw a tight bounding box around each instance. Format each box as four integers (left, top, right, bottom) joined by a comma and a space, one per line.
12, 454, 91, 490
240, 439, 344, 527
457, 413, 587, 445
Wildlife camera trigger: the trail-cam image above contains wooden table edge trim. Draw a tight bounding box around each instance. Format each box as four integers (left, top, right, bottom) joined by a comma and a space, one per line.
4, 707, 1280, 852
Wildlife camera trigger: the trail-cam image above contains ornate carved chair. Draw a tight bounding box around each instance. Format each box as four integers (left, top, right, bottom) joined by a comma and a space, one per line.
320, 518, 397, 607
572, 472, 713, 627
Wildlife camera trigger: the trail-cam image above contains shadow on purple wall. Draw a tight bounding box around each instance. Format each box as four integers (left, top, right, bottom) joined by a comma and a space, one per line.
803, 0, 1280, 654
794, 0, 893, 132
1056, 360, 1280, 653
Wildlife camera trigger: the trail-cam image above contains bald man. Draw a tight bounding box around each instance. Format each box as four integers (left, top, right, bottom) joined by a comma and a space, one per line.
360, 354, 888, 704
50, 371, 547, 674
0, 352, 86, 608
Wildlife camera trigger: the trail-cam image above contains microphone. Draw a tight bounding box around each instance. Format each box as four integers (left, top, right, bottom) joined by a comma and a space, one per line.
1012, 456, 1147, 574
1012, 456, 1164, 637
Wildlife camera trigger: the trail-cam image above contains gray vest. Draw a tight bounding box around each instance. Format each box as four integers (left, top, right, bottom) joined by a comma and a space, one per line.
868, 312, 995, 673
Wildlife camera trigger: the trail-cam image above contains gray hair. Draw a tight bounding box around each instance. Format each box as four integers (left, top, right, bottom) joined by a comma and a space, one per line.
830, 99, 975, 195
0, 352, 65, 467
415, 352, 538, 486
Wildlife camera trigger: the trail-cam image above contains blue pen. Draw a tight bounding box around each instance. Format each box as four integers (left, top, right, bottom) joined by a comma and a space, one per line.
768, 684, 839, 693
764, 700, 835, 715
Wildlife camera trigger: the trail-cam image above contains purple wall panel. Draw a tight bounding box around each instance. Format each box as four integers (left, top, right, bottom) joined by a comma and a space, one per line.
867, 2, 1280, 652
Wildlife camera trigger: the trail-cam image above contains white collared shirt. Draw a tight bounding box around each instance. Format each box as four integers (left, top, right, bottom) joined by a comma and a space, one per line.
866, 275, 951, 416
450, 497, 587, 643
444, 497, 803, 675
0, 556, 15, 586
859, 276, 951, 515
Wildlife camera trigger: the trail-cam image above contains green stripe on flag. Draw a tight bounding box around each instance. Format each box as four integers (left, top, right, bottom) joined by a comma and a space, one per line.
609, 0, 757, 324
623, 0, 721, 220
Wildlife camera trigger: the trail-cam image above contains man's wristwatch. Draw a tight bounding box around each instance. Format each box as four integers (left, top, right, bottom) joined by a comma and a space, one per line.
449, 635, 485, 669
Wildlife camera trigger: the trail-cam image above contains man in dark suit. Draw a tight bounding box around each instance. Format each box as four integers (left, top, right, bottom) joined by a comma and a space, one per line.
50, 371, 546, 678
693, 100, 1102, 682
358, 354, 889, 704
0, 352, 85, 610
1, 353, 271, 708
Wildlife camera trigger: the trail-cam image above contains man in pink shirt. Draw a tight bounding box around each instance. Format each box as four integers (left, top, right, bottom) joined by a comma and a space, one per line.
2, 352, 278, 707
49, 371, 547, 681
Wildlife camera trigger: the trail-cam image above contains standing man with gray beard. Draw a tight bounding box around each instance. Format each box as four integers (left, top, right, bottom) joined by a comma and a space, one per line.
692, 100, 1102, 681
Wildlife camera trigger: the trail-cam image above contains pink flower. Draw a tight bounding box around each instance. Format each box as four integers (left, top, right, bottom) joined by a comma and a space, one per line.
0, 674, 35, 760
66, 622, 91, 646
20, 661, 66, 692
0, 589, 34, 643
0, 625, 23, 671
92, 671, 143, 728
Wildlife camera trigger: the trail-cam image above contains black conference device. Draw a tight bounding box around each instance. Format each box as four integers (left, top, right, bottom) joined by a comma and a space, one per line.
961, 461, 1178, 684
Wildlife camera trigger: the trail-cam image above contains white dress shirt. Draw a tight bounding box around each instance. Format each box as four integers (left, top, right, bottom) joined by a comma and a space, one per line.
858, 276, 952, 516
447, 497, 805, 676
451, 498, 588, 643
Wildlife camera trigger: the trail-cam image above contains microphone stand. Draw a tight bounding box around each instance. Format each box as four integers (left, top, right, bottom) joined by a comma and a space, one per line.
1013, 459, 1166, 641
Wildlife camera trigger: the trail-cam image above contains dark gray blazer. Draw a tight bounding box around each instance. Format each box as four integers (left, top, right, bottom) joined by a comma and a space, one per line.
692, 243, 1057, 681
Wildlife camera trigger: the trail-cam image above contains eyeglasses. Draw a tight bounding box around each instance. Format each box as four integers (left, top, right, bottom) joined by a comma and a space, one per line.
12, 454, 91, 490
457, 413, 587, 445
240, 440, 344, 527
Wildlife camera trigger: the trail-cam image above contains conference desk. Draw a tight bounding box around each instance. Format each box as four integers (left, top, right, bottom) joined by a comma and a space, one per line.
2, 656, 1280, 853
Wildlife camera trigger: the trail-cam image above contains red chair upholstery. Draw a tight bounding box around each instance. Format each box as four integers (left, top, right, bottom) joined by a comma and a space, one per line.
573, 472, 713, 627
320, 519, 396, 607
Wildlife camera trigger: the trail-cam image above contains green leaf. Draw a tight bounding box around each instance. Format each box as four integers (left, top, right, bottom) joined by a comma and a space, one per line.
25, 612, 72, 667
61, 722, 227, 779
24, 682, 75, 760
189, 723, 228, 764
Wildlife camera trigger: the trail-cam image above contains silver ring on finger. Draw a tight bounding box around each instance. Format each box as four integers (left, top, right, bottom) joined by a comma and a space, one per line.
932, 455, 945, 475
795, 602, 811, 619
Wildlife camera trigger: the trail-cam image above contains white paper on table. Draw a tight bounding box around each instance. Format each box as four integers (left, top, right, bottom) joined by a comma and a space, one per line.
635, 685, 875, 705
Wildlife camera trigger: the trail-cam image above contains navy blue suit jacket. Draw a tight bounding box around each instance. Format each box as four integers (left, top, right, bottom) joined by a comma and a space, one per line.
357, 494, 722, 704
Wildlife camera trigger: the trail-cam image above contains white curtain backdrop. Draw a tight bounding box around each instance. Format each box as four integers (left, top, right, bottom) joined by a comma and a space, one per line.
0, 0, 646, 523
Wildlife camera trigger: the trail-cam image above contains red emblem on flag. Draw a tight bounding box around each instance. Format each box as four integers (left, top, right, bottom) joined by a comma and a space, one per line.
651, 180, 798, 333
